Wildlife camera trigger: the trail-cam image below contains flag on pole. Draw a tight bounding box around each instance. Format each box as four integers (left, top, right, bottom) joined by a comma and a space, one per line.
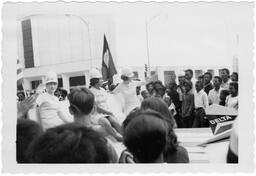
101, 34, 117, 85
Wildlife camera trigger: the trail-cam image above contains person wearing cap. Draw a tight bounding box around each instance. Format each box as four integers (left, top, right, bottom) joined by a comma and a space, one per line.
36, 71, 69, 130
89, 68, 123, 140
113, 67, 156, 115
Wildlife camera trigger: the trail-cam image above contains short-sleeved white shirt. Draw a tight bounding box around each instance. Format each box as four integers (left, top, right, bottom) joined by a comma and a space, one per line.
194, 89, 209, 109
36, 93, 64, 130
113, 81, 142, 115
90, 87, 110, 111
208, 88, 223, 105
225, 95, 238, 110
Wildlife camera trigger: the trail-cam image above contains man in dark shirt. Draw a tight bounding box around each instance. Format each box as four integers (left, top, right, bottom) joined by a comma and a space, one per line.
167, 82, 182, 128
203, 72, 213, 95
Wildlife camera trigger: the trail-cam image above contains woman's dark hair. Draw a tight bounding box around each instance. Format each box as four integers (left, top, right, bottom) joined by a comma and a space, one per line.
90, 78, 100, 87
146, 81, 154, 90
140, 97, 178, 155
17, 119, 43, 163
231, 72, 238, 81
68, 87, 95, 115
27, 123, 118, 163
121, 75, 129, 81
123, 110, 168, 163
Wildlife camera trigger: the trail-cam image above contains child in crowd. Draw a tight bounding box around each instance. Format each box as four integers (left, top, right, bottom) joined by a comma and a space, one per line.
141, 90, 150, 100
220, 68, 231, 89
193, 81, 209, 128
16, 119, 43, 163
146, 81, 155, 96
68, 87, 123, 141
181, 80, 194, 128
231, 72, 238, 82
219, 89, 230, 106
203, 72, 213, 95
208, 76, 223, 105
27, 124, 118, 163
225, 82, 238, 110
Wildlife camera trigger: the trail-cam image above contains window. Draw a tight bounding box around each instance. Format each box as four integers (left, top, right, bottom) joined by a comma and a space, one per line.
164, 71, 176, 86
58, 78, 63, 88
69, 76, 86, 87
21, 19, 34, 68
31, 80, 42, 90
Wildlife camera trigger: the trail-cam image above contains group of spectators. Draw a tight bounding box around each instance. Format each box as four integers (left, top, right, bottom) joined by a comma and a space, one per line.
136, 68, 238, 128
16, 67, 238, 163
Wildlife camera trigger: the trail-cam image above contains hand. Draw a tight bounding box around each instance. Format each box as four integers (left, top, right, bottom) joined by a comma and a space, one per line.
17, 94, 39, 118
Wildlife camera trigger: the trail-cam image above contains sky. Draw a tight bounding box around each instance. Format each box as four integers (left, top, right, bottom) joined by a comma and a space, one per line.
2, 2, 254, 69
113, 2, 253, 67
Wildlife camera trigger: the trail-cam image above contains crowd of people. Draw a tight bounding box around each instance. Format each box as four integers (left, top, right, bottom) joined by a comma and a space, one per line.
16, 67, 238, 163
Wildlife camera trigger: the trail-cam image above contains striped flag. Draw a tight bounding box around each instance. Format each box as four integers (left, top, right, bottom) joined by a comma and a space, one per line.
101, 34, 117, 85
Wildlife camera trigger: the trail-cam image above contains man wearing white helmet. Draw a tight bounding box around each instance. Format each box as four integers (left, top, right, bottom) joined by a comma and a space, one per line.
36, 71, 68, 130
113, 67, 156, 115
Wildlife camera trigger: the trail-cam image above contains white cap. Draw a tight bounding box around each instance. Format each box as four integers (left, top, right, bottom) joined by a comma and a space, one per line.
121, 67, 134, 78
90, 68, 102, 79
45, 71, 58, 84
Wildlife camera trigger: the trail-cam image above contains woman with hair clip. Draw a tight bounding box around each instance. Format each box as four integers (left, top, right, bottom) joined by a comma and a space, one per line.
89, 68, 123, 138
113, 67, 156, 115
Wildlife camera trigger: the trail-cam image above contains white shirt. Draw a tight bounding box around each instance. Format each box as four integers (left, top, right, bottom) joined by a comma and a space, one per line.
194, 89, 208, 109
36, 93, 64, 130
225, 95, 238, 110
221, 80, 231, 90
90, 87, 110, 111
113, 81, 142, 115
208, 88, 223, 105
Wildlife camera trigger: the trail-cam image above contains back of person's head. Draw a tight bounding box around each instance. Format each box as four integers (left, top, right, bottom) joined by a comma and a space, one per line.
123, 110, 168, 163
68, 87, 94, 115
140, 97, 178, 153
141, 97, 174, 127
17, 119, 43, 163
27, 123, 117, 163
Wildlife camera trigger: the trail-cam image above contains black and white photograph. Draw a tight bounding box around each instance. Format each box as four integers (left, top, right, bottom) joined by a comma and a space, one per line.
1, 0, 255, 173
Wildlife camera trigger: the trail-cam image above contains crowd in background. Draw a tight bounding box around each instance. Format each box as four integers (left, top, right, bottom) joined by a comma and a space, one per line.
16, 67, 238, 163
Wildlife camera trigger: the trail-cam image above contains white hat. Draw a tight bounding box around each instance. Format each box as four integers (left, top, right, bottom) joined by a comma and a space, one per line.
90, 68, 102, 79
45, 71, 58, 84
121, 67, 134, 78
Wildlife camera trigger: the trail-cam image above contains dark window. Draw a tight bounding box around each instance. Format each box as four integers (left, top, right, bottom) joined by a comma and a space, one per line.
58, 78, 63, 88
31, 80, 42, 90
164, 71, 176, 85
21, 19, 34, 68
69, 76, 86, 87
150, 71, 158, 80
